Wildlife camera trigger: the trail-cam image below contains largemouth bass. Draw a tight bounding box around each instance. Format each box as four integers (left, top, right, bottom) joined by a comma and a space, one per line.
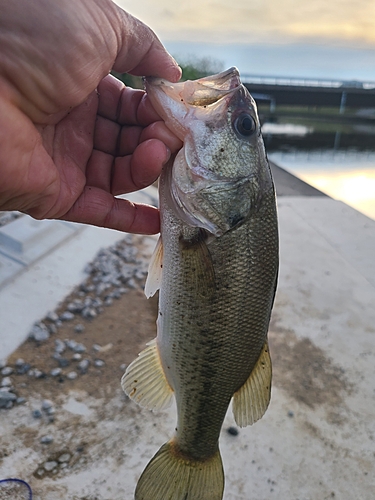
122, 67, 278, 500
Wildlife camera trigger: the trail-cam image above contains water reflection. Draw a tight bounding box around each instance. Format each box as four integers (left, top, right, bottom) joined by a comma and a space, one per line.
261, 116, 375, 220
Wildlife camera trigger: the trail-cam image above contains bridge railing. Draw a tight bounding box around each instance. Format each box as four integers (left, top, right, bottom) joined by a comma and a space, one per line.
241, 74, 375, 90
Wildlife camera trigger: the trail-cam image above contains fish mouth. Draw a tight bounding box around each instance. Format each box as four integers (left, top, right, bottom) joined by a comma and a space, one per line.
145, 67, 241, 109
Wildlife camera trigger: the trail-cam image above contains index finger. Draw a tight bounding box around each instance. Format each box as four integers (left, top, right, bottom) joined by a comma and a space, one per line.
97, 75, 161, 126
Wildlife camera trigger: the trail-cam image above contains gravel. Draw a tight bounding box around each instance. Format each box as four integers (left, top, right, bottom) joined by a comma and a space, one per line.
58, 453, 71, 463
29, 322, 50, 342
0, 391, 16, 408
60, 311, 75, 322
77, 359, 90, 374
2, 235, 148, 411
1, 366, 13, 376
43, 460, 58, 472
32, 409, 42, 419
41, 399, 53, 411
50, 368, 62, 377
1, 377, 12, 387
40, 435, 54, 445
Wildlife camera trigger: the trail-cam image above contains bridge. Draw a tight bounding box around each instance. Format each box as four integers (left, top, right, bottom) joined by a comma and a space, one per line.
242, 75, 375, 112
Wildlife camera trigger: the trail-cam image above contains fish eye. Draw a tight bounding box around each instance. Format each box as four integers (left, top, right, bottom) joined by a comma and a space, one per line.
233, 113, 256, 137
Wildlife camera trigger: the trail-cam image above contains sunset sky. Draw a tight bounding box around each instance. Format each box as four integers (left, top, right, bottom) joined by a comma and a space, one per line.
116, 0, 375, 80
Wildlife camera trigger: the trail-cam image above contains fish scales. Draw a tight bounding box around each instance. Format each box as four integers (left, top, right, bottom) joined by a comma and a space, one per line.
159, 180, 278, 460
122, 67, 279, 500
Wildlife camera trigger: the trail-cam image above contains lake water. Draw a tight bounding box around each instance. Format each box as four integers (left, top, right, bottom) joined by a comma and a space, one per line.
261, 116, 375, 221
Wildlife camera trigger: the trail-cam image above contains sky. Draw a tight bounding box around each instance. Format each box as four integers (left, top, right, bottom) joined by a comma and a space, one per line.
116, 0, 375, 81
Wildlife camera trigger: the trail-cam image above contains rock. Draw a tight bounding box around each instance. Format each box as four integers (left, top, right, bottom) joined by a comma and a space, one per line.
96, 282, 110, 296
111, 290, 122, 299
77, 359, 90, 374
58, 453, 71, 463
67, 300, 84, 313
120, 363, 127, 371
50, 368, 62, 377
94, 359, 105, 368
15, 358, 25, 367
1, 366, 13, 376
104, 297, 113, 307
29, 322, 50, 342
81, 307, 97, 319
58, 358, 70, 368
72, 353, 82, 361
91, 298, 103, 308
48, 323, 58, 335
46, 311, 59, 322
34, 369, 45, 379
16, 362, 31, 375
32, 409, 43, 419
74, 324, 85, 333
92, 344, 101, 352
0, 391, 16, 408
67, 371, 78, 380
16, 397, 26, 405
127, 278, 137, 289
60, 311, 75, 321
1, 377, 12, 387
65, 340, 78, 350
73, 343, 86, 354
42, 399, 53, 411
40, 435, 54, 444
43, 460, 58, 472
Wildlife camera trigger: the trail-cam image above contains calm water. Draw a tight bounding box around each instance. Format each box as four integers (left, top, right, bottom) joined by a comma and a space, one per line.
261, 116, 375, 220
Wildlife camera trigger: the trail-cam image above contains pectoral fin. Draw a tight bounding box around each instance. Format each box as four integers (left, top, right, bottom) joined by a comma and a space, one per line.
232, 342, 272, 427
144, 236, 163, 298
121, 339, 173, 411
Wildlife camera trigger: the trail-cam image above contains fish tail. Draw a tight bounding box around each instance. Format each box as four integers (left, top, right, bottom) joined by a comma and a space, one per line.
135, 440, 224, 500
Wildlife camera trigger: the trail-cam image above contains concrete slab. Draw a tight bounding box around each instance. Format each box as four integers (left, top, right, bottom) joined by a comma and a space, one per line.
1, 180, 374, 499
279, 197, 375, 287
270, 161, 327, 197
0, 216, 81, 287
0, 254, 24, 285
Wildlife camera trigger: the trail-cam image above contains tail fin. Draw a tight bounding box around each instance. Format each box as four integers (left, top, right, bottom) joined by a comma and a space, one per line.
135, 440, 224, 500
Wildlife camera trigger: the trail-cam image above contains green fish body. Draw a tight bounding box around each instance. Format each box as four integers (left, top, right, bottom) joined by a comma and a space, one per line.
122, 67, 279, 500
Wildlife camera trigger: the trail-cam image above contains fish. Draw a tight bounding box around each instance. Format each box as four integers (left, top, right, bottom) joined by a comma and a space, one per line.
121, 67, 279, 500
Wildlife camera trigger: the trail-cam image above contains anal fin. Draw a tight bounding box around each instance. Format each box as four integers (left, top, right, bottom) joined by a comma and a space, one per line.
121, 339, 173, 411
232, 341, 272, 427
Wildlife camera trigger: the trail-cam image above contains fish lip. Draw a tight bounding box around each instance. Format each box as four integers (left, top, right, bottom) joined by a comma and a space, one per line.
145, 67, 242, 108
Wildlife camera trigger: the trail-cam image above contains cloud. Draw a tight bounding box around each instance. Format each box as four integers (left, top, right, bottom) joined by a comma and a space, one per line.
117, 0, 375, 47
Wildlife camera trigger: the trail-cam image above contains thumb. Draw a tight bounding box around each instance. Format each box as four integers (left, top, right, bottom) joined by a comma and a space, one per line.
112, 9, 181, 83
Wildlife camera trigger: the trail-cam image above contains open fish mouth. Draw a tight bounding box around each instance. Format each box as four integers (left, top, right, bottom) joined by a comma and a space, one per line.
145, 67, 241, 108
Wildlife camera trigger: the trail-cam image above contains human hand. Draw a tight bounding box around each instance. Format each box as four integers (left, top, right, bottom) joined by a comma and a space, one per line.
0, 0, 182, 234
